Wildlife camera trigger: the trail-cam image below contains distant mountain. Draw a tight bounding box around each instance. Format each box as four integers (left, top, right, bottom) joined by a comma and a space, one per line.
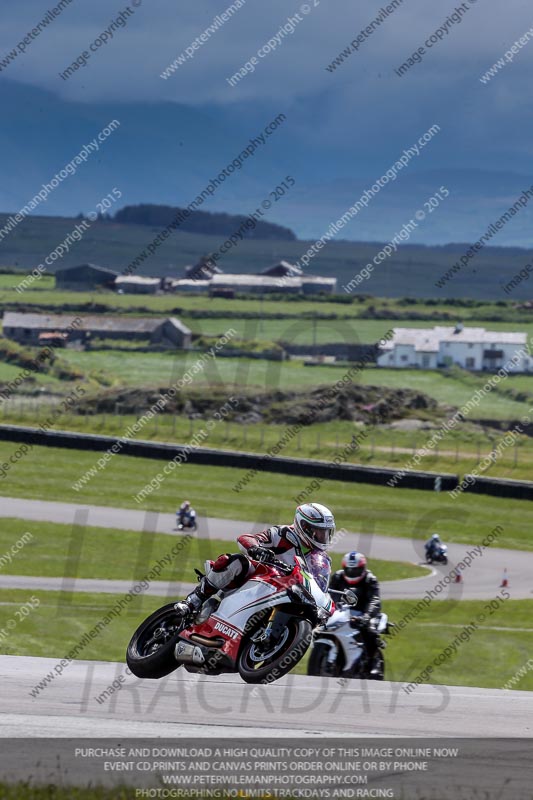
113, 205, 295, 241
1, 80, 533, 248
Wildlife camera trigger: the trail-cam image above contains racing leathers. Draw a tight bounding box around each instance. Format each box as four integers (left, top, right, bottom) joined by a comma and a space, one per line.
329, 569, 382, 672
176, 525, 331, 617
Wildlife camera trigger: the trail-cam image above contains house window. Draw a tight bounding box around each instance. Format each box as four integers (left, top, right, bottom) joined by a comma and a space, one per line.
401, 355, 408, 362
468, 343, 473, 349
466, 357, 475, 369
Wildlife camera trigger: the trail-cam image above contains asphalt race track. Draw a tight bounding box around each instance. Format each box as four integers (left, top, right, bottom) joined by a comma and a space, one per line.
2, 655, 533, 738
1, 497, 533, 739
1, 496, 532, 600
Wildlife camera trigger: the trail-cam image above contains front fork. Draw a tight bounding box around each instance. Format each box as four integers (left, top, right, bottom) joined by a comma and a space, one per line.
252, 608, 278, 644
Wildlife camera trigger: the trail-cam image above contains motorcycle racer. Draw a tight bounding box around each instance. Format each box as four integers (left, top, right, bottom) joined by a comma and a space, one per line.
174, 502, 335, 621
329, 551, 383, 676
177, 500, 196, 527
425, 533, 442, 561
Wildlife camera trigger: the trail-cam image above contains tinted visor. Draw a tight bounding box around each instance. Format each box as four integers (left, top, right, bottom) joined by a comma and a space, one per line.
301, 520, 333, 545
345, 565, 365, 579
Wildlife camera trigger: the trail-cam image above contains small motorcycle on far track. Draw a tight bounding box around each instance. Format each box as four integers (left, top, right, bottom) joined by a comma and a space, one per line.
426, 544, 448, 565
175, 509, 198, 532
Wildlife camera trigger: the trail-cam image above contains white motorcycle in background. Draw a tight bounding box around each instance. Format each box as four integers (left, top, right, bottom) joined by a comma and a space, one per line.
127, 553, 333, 684
307, 590, 392, 681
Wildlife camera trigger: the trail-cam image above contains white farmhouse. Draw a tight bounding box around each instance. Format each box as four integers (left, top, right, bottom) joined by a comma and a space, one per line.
377, 325, 531, 372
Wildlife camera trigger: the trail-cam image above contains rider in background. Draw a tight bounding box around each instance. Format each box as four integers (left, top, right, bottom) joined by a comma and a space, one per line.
177, 500, 195, 527
329, 551, 382, 677
174, 502, 335, 620
425, 533, 442, 561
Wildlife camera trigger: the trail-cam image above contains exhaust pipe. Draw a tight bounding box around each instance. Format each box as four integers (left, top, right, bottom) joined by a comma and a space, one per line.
174, 640, 205, 666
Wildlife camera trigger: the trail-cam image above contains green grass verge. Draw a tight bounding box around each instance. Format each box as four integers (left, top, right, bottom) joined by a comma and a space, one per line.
0, 787, 137, 800
1, 589, 532, 691
2, 409, 532, 481
374, 597, 533, 691
0, 518, 426, 582
0, 442, 530, 550
0, 442, 533, 550
2, 272, 533, 316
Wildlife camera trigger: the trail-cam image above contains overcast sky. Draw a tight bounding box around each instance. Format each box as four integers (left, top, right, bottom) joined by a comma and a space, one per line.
2, 0, 533, 242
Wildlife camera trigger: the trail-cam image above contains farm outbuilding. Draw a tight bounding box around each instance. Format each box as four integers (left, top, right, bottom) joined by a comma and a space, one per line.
115, 276, 162, 294
55, 263, 118, 291
208, 274, 302, 294
260, 260, 302, 278
2, 312, 192, 349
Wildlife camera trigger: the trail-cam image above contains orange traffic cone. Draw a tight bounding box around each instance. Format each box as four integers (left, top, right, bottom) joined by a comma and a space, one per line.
501, 569, 509, 588
454, 566, 462, 583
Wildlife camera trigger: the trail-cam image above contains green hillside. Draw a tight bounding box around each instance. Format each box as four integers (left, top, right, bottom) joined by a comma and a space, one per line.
2, 212, 533, 299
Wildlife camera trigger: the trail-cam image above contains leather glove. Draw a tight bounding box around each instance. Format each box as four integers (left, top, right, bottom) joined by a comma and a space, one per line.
247, 545, 274, 563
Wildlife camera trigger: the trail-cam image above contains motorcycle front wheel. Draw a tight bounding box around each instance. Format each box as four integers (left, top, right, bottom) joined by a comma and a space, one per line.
126, 602, 185, 679
307, 642, 340, 677
238, 618, 312, 684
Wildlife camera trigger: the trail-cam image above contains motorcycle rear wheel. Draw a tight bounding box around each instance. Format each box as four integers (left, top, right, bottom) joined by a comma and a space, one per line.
238, 618, 312, 684
126, 602, 184, 679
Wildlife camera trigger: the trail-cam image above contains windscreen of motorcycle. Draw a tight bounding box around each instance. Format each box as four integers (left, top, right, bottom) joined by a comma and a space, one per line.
304, 551, 331, 593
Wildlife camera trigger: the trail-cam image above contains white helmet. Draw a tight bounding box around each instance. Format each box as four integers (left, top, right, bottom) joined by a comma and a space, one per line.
293, 503, 335, 551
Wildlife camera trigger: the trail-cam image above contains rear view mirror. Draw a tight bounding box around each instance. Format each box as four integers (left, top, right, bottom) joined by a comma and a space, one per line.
344, 590, 358, 606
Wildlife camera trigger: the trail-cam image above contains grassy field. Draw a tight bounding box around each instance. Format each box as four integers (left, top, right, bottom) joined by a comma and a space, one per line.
3, 273, 533, 320
2, 405, 532, 480
1, 588, 531, 691
0, 786, 137, 800
0, 518, 425, 583
19, 349, 527, 420
0, 442, 531, 550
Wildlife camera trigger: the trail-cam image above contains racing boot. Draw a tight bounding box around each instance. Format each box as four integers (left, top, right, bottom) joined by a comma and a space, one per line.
174, 577, 221, 622
368, 642, 385, 679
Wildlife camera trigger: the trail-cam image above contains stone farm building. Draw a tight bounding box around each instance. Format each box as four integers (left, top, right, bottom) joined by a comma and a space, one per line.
2, 312, 192, 349
377, 326, 531, 372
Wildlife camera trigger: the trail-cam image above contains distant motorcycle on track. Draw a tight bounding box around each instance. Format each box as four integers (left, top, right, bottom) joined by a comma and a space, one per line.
425, 544, 448, 565
175, 508, 198, 532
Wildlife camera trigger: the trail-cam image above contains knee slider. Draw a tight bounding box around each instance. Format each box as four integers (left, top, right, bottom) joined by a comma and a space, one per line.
211, 553, 232, 572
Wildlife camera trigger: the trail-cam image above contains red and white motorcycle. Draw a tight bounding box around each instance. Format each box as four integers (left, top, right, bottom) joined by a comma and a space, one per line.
126, 554, 333, 684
